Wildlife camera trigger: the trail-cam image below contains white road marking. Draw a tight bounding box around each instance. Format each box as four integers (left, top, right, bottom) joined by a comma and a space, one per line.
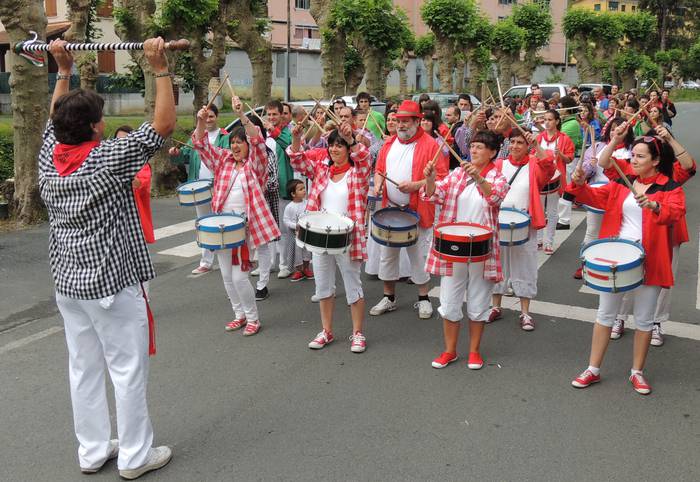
0, 326, 64, 355
154, 220, 194, 240
536, 210, 586, 269
158, 241, 201, 258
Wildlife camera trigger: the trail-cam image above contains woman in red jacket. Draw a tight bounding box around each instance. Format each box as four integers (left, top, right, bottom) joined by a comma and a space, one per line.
567, 136, 686, 395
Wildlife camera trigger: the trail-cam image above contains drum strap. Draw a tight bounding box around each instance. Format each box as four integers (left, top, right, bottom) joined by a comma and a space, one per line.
507, 164, 526, 186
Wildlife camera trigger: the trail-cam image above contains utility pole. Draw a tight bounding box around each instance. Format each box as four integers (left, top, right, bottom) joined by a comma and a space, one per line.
285, 0, 291, 102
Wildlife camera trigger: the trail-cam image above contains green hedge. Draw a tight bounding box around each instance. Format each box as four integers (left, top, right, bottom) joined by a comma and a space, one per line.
0, 133, 12, 182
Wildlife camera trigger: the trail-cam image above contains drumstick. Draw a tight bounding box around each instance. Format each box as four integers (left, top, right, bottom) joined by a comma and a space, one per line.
171, 138, 189, 147
225, 77, 235, 97
377, 170, 400, 186
311, 96, 342, 124
609, 158, 638, 196
361, 110, 370, 132
244, 102, 267, 125
436, 134, 463, 165
576, 125, 589, 169
205, 73, 229, 112
496, 77, 505, 109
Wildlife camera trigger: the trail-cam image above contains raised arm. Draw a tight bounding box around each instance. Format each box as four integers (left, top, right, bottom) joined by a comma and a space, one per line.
597, 122, 630, 170
192, 106, 231, 172
48, 40, 73, 117
144, 38, 176, 139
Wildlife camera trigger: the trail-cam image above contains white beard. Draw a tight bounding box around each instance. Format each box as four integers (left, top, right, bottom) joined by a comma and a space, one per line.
397, 125, 417, 141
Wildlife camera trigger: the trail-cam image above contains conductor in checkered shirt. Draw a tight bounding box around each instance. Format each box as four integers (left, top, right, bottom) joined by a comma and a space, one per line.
38, 39, 175, 479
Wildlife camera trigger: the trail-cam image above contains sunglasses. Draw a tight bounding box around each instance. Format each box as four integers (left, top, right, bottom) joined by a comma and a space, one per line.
641, 136, 662, 153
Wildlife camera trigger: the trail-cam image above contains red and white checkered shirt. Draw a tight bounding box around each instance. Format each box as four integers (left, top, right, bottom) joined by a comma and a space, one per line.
192, 128, 281, 250
422, 164, 509, 281
287, 144, 371, 261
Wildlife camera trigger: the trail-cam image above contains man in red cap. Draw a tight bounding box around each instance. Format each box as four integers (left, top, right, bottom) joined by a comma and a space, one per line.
370, 100, 448, 319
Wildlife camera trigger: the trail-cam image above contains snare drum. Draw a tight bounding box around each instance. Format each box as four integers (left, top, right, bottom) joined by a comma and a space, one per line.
296, 211, 354, 255
580, 238, 645, 293
177, 179, 213, 206
371, 207, 420, 247
498, 208, 531, 246
583, 181, 608, 215
433, 223, 492, 263
540, 177, 560, 195
195, 213, 246, 250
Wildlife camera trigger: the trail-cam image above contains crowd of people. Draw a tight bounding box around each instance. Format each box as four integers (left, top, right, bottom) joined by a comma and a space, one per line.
38, 38, 693, 478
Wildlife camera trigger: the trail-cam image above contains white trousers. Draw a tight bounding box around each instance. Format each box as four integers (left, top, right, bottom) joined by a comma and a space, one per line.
195, 203, 215, 268
493, 228, 538, 299
56, 284, 153, 471
557, 160, 577, 225
597, 285, 662, 332
378, 226, 432, 285
582, 211, 603, 246
256, 241, 277, 290
655, 245, 680, 323
366, 236, 411, 277
216, 249, 259, 321
438, 261, 494, 322
312, 251, 364, 305
537, 191, 559, 247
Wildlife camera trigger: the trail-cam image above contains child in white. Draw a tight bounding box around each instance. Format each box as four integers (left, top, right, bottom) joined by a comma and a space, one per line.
282, 179, 312, 280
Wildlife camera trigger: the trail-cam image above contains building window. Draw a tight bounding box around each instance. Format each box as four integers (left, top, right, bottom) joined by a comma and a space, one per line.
97, 51, 115, 73
631, 5, 636, 10
593, 3, 601, 10
97, 0, 113, 17
295, 0, 310, 9
276, 52, 298, 79
45, 0, 57, 17
608, 1, 619, 11
498, 0, 514, 5
294, 27, 319, 40
497, 16, 507, 22
621, 4, 626, 11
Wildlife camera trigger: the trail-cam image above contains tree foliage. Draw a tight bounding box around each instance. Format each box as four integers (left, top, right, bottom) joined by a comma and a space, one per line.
420, 0, 477, 44
492, 18, 524, 55
511, 2, 552, 51
414, 33, 435, 59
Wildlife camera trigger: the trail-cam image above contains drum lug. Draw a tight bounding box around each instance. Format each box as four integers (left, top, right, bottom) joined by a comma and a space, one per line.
218, 224, 225, 249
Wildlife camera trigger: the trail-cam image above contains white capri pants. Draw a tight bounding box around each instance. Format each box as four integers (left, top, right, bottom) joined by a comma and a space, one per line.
195, 202, 216, 268
312, 251, 364, 305
438, 261, 494, 322
582, 211, 603, 246
537, 190, 559, 247
493, 228, 538, 299
597, 285, 662, 332
256, 241, 277, 290
557, 159, 577, 225
378, 226, 432, 285
56, 284, 154, 471
216, 248, 259, 321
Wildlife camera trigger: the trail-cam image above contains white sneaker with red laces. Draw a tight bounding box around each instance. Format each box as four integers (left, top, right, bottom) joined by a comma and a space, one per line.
610, 318, 625, 339
242, 320, 260, 336
650, 323, 664, 346
630, 372, 652, 395
350, 331, 366, 353
308, 330, 334, 349
571, 369, 601, 388
519, 313, 535, 331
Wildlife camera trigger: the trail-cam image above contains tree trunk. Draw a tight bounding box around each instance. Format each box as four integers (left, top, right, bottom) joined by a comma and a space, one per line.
229, 0, 272, 105
397, 53, 409, 98
620, 73, 636, 91
65, 1, 98, 90
311, 0, 346, 98
425, 57, 435, 91
435, 37, 453, 93
494, 52, 515, 90
454, 57, 465, 92
0, 0, 49, 224
659, 7, 669, 51
360, 47, 383, 98
345, 62, 365, 96
570, 39, 597, 83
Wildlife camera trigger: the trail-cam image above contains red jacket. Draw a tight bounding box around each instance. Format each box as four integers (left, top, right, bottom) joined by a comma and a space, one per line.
133, 163, 154, 244
536, 131, 575, 194
375, 130, 448, 228
566, 174, 685, 287
495, 153, 556, 230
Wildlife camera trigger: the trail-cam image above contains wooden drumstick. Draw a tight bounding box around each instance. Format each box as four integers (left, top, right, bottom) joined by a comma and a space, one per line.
496, 77, 506, 109
610, 158, 637, 196
205, 73, 229, 112
171, 138, 189, 147
225, 77, 236, 97
576, 125, 589, 169
377, 170, 400, 186
244, 102, 267, 124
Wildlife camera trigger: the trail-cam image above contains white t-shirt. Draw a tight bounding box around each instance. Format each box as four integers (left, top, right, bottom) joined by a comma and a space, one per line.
283, 199, 307, 231
199, 130, 219, 180
618, 191, 643, 241
222, 170, 245, 215
385, 140, 415, 206
456, 180, 488, 224
321, 172, 349, 215
501, 161, 530, 211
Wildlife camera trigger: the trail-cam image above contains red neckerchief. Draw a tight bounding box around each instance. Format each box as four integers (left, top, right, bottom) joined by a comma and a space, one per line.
53, 140, 100, 176
508, 154, 529, 167
397, 127, 424, 145
329, 161, 352, 177
502, 127, 513, 138
614, 142, 626, 150
542, 130, 559, 144
478, 161, 495, 178
637, 172, 661, 185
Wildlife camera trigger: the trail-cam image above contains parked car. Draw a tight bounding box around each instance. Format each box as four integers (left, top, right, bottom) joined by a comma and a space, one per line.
681, 80, 700, 90
503, 83, 569, 100
410, 93, 482, 110
578, 83, 612, 95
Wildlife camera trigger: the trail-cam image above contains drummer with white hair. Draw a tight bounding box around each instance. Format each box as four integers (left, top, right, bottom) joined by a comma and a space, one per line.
489, 130, 556, 331
423, 131, 509, 371
287, 120, 371, 353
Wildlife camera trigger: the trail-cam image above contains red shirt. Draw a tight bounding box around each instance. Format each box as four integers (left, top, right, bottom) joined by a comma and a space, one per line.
133, 163, 154, 244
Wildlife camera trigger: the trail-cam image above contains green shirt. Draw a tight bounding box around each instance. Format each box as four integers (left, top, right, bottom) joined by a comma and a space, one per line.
365, 110, 386, 141
271, 126, 293, 199
561, 116, 582, 153
171, 129, 230, 181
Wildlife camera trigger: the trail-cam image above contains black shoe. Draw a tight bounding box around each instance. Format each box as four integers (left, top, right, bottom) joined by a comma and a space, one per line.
255, 287, 269, 301
556, 222, 570, 230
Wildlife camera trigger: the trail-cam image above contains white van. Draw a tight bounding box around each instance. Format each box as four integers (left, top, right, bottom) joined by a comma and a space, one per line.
503, 83, 569, 100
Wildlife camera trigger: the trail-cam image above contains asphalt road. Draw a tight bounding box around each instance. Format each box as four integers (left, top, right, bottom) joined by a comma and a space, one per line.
1, 104, 699, 482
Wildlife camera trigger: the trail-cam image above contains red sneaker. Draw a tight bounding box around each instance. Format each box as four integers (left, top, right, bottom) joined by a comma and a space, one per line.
225, 318, 246, 331
467, 352, 483, 370
242, 320, 260, 336
487, 307, 502, 323
290, 271, 305, 282
544, 244, 554, 255
629, 373, 651, 395
571, 369, 601, 388
431, 352, 458, 368
573, 266, 583, 279
309, 330, 334, 349
303, 267, 314, 279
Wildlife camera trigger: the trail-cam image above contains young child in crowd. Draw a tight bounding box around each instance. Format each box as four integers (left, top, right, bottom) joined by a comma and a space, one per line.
282, 179, 313, 281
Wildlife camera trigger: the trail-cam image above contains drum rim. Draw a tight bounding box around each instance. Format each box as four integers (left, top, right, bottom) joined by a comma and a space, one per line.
196, 213, 246, 232
371, 236, 417, 248
498, 207, 531, 229
580, 237, 645, 272
434, 251, 490, 263
197, 239, 245, 250
583, 182, 608, 213
297, 211, 355, 233
434, 222, 492, 243
583, 277, 644, 293
499, 238, 529, 246
372, 207, 420, 231
177, 179, 213, 194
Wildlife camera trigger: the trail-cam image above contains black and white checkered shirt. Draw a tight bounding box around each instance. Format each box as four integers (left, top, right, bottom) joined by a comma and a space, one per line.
39, 121, 165, 299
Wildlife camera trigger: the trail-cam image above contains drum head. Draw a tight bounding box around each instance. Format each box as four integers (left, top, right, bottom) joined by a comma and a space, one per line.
438, 224, 491, 237
373, 209, 419, 229
498, 209, 530, 225
198, 213, 244, 228
298, 211, 354, 233
582, 241, 643, 265
178, 180, 212, 192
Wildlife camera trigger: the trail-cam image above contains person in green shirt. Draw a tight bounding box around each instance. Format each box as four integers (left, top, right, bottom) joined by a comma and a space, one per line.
264, 100, 293, 200
357, 91, 385, 141
557, 96, 583, 230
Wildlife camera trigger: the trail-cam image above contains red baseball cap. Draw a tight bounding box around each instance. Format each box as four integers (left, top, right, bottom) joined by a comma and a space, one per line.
394, 100, 423, 119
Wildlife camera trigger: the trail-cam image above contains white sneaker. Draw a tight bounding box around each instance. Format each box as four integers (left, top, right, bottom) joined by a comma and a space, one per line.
119, 446, 172, 480
610, 318, 625, 340
650, 323, 664, 346
81, 439, 118, 474
311, 292, 336, 303
414, 300, 433, 319
369, 296, 397, 316
277, 268, 292, 279
250, 267, 260, 276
